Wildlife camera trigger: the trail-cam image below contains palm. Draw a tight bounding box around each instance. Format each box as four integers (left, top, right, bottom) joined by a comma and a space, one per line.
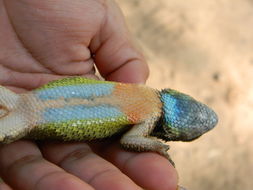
0, 0, 177, 190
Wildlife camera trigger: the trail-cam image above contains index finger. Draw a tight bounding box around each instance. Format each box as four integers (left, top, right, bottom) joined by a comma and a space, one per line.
90, 1, 149, 83
0, 140, 94, 190
91, 141, 178, 190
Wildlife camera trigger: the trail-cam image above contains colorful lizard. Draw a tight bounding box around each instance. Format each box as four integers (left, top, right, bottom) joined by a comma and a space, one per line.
0, 77, 218, 164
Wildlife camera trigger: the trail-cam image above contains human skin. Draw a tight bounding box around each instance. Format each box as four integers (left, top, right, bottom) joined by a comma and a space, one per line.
0, 0, 178, 190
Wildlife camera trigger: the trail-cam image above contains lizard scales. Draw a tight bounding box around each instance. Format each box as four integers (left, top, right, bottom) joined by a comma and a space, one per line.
0, 77, 218, 160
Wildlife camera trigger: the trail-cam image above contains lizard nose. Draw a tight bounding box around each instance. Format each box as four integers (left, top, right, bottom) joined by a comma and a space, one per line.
207, 107, 218, 130
198, 103, 218, 131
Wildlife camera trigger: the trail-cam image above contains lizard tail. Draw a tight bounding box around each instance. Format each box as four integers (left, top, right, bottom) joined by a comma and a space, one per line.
0, 86, 27, 143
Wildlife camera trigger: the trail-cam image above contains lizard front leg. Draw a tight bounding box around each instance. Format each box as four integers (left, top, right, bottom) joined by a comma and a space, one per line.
120, 117, 175, 166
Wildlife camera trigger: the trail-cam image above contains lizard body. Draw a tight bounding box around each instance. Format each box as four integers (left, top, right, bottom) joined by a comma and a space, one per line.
0, 77, 218, 162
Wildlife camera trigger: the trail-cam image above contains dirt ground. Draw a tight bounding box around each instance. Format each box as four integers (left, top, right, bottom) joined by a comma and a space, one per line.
116, 0, 253, 189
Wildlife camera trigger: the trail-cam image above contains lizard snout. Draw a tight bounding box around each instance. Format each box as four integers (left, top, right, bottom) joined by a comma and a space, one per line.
197, 103, 218, 131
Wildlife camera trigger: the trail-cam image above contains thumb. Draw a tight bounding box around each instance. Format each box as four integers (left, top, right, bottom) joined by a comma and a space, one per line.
90, 1, 149, 84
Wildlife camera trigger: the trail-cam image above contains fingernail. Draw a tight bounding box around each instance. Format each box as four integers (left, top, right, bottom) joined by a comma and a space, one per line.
177, 185, 188, 190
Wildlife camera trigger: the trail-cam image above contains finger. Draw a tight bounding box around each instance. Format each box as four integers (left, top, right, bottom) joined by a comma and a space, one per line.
0, 68, 63, 90
40, 142, 143, 190
90, 1, 149, 83
0, 182, 13, 190
0, 71, 98, 92
0, 0, 51, 74
4, 0, 96, 75
92, 142, 178, 190
0, 140, 94, 190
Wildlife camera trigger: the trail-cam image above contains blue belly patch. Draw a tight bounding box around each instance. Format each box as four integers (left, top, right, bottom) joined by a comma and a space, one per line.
42, 105, 123, 123
36, 84, 114, 100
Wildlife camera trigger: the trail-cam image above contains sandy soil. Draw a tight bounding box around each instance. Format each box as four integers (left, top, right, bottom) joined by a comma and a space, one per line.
117, 0, 253, 189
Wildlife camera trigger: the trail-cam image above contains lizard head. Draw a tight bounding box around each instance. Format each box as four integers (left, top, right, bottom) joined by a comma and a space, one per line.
154, 89, 218, 141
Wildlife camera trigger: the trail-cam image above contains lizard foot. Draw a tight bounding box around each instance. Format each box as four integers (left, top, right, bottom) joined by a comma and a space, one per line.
120, 135, 175, 166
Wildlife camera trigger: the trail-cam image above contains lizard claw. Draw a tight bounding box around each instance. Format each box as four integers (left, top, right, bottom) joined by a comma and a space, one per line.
156, 142, 175, 167
164, 143, 170, 151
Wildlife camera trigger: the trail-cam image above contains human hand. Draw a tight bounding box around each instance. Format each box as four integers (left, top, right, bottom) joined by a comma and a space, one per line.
0, 0, 178, 189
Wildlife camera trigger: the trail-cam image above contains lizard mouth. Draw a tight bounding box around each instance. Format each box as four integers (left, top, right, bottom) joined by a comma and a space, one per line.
0, 105, 9, 119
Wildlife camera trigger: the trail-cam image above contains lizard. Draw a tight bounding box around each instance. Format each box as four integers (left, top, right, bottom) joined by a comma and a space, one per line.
0, 77, 218, 165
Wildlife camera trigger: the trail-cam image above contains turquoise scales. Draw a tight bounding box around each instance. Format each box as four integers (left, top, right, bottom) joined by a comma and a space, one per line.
0, 77, 218, 162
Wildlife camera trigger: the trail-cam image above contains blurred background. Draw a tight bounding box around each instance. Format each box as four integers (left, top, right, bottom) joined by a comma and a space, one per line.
116, 0, 253, 189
